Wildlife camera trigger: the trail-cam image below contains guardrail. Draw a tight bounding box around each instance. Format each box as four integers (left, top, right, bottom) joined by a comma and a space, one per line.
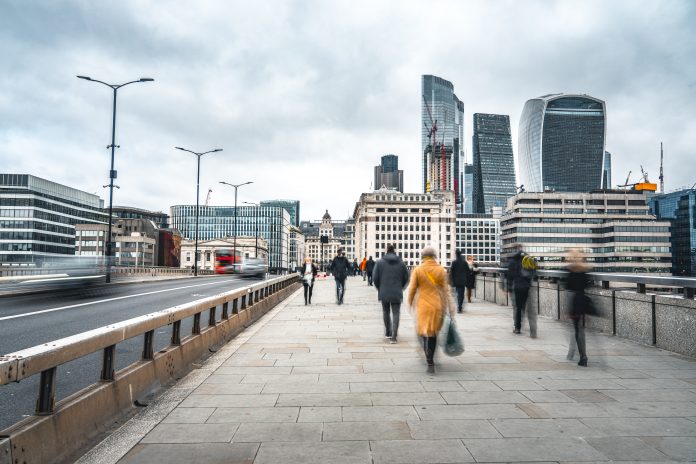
0, 273, 301, 464
0, 266, 215, 278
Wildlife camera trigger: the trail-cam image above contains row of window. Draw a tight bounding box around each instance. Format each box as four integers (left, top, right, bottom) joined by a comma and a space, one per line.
0, 231, 74, 243
503, 236, 670, 244
0, 220, 74, 235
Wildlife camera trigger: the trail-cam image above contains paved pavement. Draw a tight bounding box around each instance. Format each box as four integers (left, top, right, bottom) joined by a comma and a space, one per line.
78, 276, 696, 463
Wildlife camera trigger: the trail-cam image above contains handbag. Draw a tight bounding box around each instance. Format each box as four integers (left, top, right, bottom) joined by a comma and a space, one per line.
440, 314, 465, 356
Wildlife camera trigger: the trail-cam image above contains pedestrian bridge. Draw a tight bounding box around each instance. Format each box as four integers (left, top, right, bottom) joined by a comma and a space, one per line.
69, 277, 695, 464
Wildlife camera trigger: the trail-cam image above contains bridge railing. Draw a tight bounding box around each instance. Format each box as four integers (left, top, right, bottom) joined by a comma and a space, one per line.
0, 273, 300, 464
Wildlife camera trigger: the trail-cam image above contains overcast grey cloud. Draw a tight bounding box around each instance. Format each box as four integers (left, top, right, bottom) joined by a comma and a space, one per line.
1, 0, 695, 220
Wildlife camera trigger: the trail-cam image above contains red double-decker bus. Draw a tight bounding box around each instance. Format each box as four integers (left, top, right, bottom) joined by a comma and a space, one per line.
214, 248, 242, 274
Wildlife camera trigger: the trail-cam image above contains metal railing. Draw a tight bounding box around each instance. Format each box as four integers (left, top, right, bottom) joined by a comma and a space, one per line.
0, 274, 299, 415
477, 267, 696, 299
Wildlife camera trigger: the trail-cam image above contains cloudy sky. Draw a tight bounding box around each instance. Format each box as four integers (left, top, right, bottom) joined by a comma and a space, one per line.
1, 0, 695, 221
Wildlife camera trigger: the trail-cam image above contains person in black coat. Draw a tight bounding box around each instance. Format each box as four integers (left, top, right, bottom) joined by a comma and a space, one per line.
366, 256, 376, 286
373, 244, 409, 343
330, 248, 350, 305
506, 245, 537, 337
449, 250, 468, 312
566, 248, 591, 366
300, 256, 318, 305
465, 255, 478, 303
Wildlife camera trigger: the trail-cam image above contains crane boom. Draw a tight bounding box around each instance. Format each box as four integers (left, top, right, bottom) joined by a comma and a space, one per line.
204, 188, 212, 206
659, 142, 664, 193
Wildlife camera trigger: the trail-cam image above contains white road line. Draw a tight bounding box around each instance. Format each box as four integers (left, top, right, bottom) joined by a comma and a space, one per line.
0, 280, 236, 322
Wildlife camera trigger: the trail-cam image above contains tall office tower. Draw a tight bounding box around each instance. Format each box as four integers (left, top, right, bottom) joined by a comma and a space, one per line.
374, 154, 404, 192
464, 164, 474, 214
518, 93, 606, 192
421, 75, 464, 209
472, 113, 517, 213
260, 200, 300, 227
602, 151, 612, 189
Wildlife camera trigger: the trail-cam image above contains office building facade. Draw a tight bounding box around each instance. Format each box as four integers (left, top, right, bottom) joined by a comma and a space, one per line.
649, 189, 696, 276
603, 151, 612, 189
455, 214, 501, 265
421, 75, 464, 210
518, 94, 606, 193
374, 154, 404, 192
354, 188, 456, 268
463, 164, 474, 214
180, 237, 268, 271
170, 205, 290, 272
0, 174, 108, 266
260, 200, 300, 228
500, 191, 671, 273
112, 206, 169, 228
472, 113, 517, 214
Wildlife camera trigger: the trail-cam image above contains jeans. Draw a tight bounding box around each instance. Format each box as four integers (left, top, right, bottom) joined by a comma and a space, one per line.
367, 272, 373, 285
422, 336, 437, 365
381, 302, 401, 340
454, 286, 465, 311
513, 288, 536, 336
466, 287, 473, 303
335, 278, 346, 304
303, 283, 313, 304
568, 317, 587, 359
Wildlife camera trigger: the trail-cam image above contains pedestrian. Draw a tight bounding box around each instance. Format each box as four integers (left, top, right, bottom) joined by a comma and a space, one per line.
566, 248, 591, 367
360, 256, 367, 281
506, 244, 537, 337
465, 255, 478, 303
366, 256, 376, 286
373, 243, 409, 343
449, 250, 467, 313
330, 248, 350, 305
301, 256, 318, 305
352, 258, 359, 276
407, 246, 455, 373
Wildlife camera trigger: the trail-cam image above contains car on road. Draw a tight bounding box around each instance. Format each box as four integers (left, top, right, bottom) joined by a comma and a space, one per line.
239, 257, 268, 279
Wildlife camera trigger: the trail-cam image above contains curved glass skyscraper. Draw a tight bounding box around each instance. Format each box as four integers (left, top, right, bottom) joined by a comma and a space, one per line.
518, 94, 606, 193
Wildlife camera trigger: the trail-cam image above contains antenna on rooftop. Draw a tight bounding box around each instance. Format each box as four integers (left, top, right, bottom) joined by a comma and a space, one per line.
659, 142, 664, 193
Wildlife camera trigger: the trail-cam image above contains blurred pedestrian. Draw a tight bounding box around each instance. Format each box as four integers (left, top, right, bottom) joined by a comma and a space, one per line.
506, 245, 537, 337
366, 256, 376, 286
360, 256, 367, 281
330, 248, 350, 305
449, 250, 468, 313
465, 255, 478, 303
301, 256, 318, 305
407, 246, 454, 373
352, 258, 359, 276
566, 248, 591, 367
373, 244, 409, 343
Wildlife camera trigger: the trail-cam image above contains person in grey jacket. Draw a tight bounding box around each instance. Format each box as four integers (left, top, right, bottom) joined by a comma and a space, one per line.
372, 244, 409, 343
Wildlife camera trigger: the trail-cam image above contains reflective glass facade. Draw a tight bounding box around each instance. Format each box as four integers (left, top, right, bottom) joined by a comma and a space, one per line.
649, 189, 696, 276
260, 200, 300, 228
374, 154, 404, 192
170, 205, 290, 271
603, 151, 612, 189
519, 94, 606, 192
464, 164, 474, 214
472, 114, 517, 214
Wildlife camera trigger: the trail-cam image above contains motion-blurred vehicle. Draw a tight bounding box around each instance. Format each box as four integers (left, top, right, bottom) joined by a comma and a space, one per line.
214, 249, 241, 274
0, 256, 106, 295
239, 257, 268, 279
214, 249, 267, 278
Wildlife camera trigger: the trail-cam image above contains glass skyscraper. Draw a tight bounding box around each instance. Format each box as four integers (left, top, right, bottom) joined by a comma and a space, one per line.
464, 164, 474, 214
421, 75, 464, 209
374, 154, 404, 192
649, 189, 696, 276
603, 151, 612, 189
472, 113, 517, 214
260, 200, 300, 227
518, 94, 606, 193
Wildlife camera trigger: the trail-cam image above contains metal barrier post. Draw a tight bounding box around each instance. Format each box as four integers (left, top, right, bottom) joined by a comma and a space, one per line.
100, 345, 116, 381
651, 295, 657, 345
143, 330, 154, 360
241, 295, 247, 310
637, 283, 646, 294
612, 290, 616, 335
222, 302, 229, 319
172, 320, 181, 345
209, 306, 217, 326
685, 287, 695, 299
35, 367, 57, 415
232, 298, 239, 314
192, 313, 201, 334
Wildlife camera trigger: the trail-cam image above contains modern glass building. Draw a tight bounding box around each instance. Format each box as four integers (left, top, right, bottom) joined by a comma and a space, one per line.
169, 205, 290, 271
518, 94, 606, 193
455, 213, 501, 264
260, 200, 300, 228
374, 154, 404, 192
421, 75, 464, 209
649, 189, 696, 276
112, 206, 169, 228
472, 113, 517, 214
464, 164, 474, 214
602, 151, 612, 189
0, 174, 108, 266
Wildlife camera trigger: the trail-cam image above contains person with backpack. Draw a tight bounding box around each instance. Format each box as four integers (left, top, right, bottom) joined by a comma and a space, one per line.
506, 244, 537, 337
366, 256, 376, 286
330, 248, 350, 305
372, 244, 409, 343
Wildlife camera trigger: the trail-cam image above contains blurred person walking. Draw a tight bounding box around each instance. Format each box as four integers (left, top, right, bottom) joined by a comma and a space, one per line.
373, 244, 409, 343
366, 256, 376, 286
465, 255, 478, 303
449, 250, 468, 313
407, 246, 455, 373
301, 256, 318, 305
352, 258, 359, 276
506, 245, 537, 337
360, 256, 367, 281
566, 248, 593, 366
330, 248, 350, 305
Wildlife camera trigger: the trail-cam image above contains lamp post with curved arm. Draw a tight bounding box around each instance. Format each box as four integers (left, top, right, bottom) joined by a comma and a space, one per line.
175, 147, 223, 276
77, 75, 154, 283
219, 181, 253, 272
243, 201, 260, 259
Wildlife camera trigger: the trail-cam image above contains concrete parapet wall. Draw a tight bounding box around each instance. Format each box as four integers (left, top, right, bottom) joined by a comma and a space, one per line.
654, 295, 696, 357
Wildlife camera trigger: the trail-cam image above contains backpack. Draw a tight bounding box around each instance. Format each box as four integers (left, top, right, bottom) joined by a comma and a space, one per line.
521, 254, 538, 279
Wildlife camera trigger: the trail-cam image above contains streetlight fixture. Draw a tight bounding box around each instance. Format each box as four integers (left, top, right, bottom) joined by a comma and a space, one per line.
77, 75, 154, 283
176, 147, 223, 276
219, 181, 253, 272
243, 201, 260, 259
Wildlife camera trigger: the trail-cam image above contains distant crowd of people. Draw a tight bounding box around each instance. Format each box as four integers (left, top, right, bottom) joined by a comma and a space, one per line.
299, 244, 596, 373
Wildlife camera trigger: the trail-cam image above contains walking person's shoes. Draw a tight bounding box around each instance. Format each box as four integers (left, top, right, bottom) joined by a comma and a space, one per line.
578, 357, 588, 367
426, 364, 435, 374
530, 333, 537, 339
390, 338, 397, 344
513, 329, 521, 334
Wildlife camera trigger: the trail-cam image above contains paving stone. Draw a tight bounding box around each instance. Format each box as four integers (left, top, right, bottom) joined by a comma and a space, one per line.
161, 407, 215, 424
141, 423, 238, 443
536, 378, 626, 390
598, 388, 696, 403
420, 381, 464, 392
118, 443, 259, 464
370, 392, 446, 405
216, 366, 292, 375
349, 382, 425, 393
527, 402, 612, 418
643, 436, 696, 461
494, 380, 545, 390
241, 373, 319, 384
342, 406, 420, 422
407, 419, 501, 439
489, 418, 600, 438
561, 389, 616, 403
370, 439, 474, 463
298, 406, 342, 422
464, 437, 607, 462
255, 441, 371, 464
192, 383, 264, 395
600, 401, 696, 418
581, 417, 696, 436
206, 407, 299, 423
277, 393, 372, 406
520, 390, 575, 403
441, 390, 530, 404
457, 380, 503, 391
323, 421, 411, 441
261, 382, 350, 394
319, 373, 393, 383
585, 436, 670, 461
416, 404, 528, 420
203, 374, 245, 384
232, 422, 322, 442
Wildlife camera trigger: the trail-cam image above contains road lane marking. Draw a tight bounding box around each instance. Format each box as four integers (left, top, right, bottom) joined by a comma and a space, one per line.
0, 280, 239, 321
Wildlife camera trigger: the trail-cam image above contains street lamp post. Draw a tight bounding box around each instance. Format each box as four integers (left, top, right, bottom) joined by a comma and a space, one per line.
176, 147, 223, 276
220, 181, 253, 272
243, 201, 260, 258
77, 75, 154, 283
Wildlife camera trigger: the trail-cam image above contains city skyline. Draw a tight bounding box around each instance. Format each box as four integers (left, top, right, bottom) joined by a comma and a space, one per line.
2, 1, 695, 220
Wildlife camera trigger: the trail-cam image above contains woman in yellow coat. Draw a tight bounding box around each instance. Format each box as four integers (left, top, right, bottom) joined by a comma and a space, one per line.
407, 246, 454, 373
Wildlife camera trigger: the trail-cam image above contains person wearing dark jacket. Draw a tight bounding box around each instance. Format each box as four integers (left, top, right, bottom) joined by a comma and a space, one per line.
366, 257, 376, 285
373, 244, 409, 343
301, 256, 318, 305
566, 248, 591, 366
330, 248, 350, 305
465, 255, 478, 303
450, 250, 468, 312
506, 245, 537, 337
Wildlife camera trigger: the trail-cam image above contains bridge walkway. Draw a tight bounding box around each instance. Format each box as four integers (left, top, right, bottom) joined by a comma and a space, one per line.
77, 276, 696, 463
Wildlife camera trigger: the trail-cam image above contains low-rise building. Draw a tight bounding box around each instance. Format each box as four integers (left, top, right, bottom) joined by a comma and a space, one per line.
302, 211, 348, 269
649, 188, 696, 276
500, 190, 672, 273
179, 237, 268, 271
455, 214, 500, 265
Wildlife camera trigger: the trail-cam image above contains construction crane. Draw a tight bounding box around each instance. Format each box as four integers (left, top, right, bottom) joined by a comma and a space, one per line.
204, 188, 212, 206
640, 165, 649, 183
618, 168, 657, 192
659, 142, 664, 193
422, 94, 437, 193
617, 171, 632, 188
